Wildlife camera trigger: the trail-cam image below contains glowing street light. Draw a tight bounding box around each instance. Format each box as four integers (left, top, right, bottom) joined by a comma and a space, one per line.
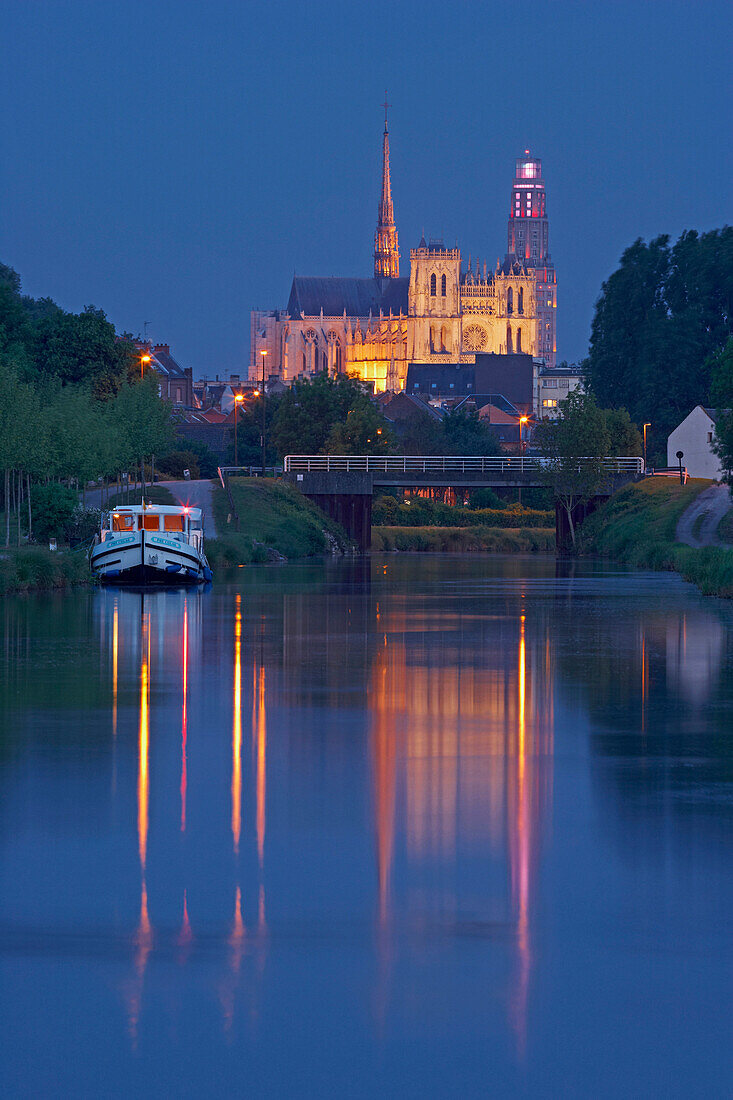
233, 392, 244, 466
260, 349, 268, 478
643, 423, 651, 472
140, 352, 151, 379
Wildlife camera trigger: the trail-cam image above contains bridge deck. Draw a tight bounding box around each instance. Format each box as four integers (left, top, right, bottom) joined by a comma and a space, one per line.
283, 455, 644, 488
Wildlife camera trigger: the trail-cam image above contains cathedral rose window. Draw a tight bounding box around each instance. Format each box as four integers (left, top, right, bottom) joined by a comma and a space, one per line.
463, 325, 487, 352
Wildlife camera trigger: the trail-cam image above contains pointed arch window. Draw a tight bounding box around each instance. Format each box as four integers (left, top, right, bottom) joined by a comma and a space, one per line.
507, 287, 513, 315
518, 287, 524, 315
441, 274, 447, 297
430, 273, 437, 297
516, 328, 522, 352
335, 343, 342, 372
506, 325, 513, 354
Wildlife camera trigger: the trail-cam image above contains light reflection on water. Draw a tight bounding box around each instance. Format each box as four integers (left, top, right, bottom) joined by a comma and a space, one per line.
1, 555, 732, 1096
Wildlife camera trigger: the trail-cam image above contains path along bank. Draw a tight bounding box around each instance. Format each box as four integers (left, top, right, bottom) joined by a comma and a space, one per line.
579, 478, 733, 598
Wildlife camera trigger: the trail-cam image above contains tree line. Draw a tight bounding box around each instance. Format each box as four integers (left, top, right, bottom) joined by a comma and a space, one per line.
0, 262, 171, 544
584, 227, 733, 454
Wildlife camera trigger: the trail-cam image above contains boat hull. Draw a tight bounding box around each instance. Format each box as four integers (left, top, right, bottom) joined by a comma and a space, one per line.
90, 530, 211, 586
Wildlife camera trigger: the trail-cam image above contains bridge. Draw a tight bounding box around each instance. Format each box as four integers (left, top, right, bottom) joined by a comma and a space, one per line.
281, 455, 644, 550
283, 454, 643, 488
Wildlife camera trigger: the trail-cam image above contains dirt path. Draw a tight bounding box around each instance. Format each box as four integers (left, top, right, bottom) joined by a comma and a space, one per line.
159, 479, 218, 539
675, 483, 732, 547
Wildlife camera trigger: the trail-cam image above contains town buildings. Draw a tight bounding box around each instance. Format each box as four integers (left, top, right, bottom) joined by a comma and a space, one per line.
251, 114, 558, 397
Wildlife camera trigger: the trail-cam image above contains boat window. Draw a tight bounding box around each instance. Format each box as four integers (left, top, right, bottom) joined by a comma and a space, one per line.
139, 514, 160, 531
112, 514, 134, 532
163, 515, 184, 531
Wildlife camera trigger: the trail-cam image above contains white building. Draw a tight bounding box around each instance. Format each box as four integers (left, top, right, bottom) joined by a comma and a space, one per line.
667, 406, 726, 479
536, 362, 583, 417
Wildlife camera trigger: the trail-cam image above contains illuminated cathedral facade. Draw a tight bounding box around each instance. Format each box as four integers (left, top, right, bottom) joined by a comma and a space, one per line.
250, 114, 557, 392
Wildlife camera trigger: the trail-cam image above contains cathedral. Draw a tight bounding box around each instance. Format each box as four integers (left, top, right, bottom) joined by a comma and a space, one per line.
250, 112, 557, 392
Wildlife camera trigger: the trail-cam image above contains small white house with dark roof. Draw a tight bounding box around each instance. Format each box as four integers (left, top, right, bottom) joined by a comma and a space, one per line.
667, 407, 727, 479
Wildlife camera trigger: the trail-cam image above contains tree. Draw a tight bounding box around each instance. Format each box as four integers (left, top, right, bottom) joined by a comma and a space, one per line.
441, 409, 502, 456
270, 374, 393, 457
534, 392, 613, 552
709, 338, 733, 410
585, 228, 733, 438
602, 407, 642, 456
323, 405, 395, 454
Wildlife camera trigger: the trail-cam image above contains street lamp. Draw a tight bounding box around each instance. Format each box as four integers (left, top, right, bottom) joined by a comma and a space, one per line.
233, 392, 244, 467
518, 415, 529, 506
140, 352, 151, 379
643, 423, 651, 472
260, 349, 268, 478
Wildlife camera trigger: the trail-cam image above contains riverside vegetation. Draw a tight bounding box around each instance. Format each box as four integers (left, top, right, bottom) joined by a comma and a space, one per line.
579, 478, 733, 598
206, 478, 352, 568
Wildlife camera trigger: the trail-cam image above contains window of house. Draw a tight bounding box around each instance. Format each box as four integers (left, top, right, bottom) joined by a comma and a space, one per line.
449, 382, 455, 389
544, 379, 558, 388
543, 399, 557, 408
430, 273, 436, 296
431, 382, 437, 389
708, 432, 713, 443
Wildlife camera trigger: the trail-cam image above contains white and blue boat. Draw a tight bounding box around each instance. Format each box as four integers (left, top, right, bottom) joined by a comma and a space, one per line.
90, 503, 213, 585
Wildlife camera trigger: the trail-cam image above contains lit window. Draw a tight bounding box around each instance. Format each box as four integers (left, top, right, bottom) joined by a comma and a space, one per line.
543, 399, 557, 408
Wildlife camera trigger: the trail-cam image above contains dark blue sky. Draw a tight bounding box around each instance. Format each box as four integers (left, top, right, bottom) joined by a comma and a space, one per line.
2, 0, 731, 377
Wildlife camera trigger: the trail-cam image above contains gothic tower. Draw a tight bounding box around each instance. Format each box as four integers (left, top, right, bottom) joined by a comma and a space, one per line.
374, 103, 400, 279
505, 151, 557, 366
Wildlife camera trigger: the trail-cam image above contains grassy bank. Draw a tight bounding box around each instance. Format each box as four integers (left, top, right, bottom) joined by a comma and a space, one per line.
372, 525, 555, 553
0, 546, 91, 595
373, 495, 553, 528
207, 478, 351, 567
579, 478, 733, 597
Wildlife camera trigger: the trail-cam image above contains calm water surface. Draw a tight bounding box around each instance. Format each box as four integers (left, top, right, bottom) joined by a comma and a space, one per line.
1, 554, 732, 1097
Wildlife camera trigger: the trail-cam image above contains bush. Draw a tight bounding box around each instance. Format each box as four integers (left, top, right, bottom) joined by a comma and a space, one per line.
157, 449, 201, 479
371, 525, 555, 553
30, 483, 78, 542
371, 494, 553, 529
64, 506, 101, 548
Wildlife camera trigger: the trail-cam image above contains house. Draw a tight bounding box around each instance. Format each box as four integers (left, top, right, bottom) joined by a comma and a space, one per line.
139, 343, 194, 407
667, 407, 728, 479
536, 362, 583, 417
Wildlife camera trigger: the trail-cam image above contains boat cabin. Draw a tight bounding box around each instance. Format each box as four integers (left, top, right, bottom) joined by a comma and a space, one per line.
102, 505, 204, 546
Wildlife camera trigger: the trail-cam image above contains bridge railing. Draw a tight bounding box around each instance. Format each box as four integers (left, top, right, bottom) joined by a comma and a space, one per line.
283, 455, 645, 475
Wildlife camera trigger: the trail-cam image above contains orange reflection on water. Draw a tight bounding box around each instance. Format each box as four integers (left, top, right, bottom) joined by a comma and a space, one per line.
180, 599, 189, 832
511, 612, 530, 1056
232, 595, 242, 854
256, 663, 266, 868
138, 613, 150, 871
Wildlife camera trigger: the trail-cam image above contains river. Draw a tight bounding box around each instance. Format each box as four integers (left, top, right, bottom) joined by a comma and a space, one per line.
1, 554, 732, 1097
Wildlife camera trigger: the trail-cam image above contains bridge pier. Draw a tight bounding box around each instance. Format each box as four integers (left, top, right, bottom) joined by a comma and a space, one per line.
286, 472, 373, 550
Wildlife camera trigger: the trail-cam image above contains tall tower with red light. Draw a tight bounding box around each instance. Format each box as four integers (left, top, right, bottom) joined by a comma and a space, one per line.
506, 151, 557, 366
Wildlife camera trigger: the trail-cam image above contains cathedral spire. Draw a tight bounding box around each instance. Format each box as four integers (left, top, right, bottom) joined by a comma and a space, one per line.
374, 96, 399, 279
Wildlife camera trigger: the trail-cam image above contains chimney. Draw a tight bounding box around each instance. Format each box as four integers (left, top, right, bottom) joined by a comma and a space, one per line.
153, 343, 170, 356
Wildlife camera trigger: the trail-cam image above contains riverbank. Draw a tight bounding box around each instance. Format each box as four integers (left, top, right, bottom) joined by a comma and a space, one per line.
206, 478, 352, 567
0, 546, 91, 595
372, 525, 555, 553
579, 478, 733, 597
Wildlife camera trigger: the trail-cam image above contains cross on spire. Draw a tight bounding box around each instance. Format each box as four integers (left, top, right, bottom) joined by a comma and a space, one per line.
382, 92, 391, 130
